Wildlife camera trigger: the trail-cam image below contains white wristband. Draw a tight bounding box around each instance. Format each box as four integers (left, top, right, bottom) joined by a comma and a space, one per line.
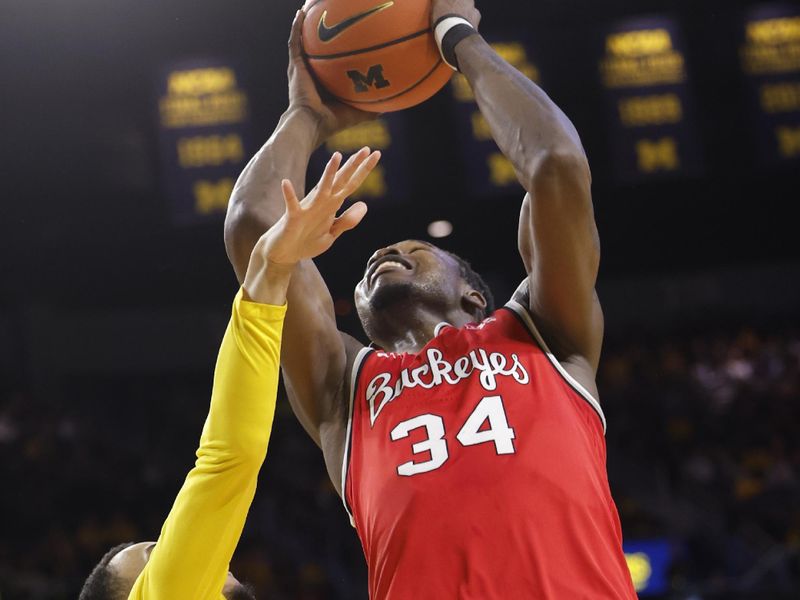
434, 16, 474, 70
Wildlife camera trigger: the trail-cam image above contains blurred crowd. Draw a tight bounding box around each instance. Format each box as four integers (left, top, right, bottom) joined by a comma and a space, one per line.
1, 324, 798, 599
601, 326, 800, 596
0, 370, 365, 599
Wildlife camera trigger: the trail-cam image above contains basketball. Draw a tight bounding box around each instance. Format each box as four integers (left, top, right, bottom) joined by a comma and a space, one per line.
301, 0, 454, 112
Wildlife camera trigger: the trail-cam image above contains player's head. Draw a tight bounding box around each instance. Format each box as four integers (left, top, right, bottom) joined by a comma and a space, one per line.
355, 240, 495, 342
79, 541, 255, 600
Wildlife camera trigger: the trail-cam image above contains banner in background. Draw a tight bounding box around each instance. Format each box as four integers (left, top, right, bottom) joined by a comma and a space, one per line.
624, 539, 672, 596
449, 39, 541, 197
599, 16, 703, 182
740, 3, 800, 166
157, 59, 253, 224
311, 113, 408, 203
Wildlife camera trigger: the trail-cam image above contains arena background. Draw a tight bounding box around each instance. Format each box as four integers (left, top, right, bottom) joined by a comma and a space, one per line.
1, 0, 799, 598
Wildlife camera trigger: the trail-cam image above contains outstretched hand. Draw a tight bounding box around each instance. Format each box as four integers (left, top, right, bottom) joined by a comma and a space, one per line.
243, 147, 381, 305
265, 147, 381, 266
288, 10, 376, 144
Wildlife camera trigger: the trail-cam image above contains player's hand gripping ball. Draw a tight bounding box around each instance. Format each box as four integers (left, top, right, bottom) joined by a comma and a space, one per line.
301, 0, 456, 112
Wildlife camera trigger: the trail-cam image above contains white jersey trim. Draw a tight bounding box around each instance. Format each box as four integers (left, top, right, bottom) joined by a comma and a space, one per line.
434, 322, 451, 337
341, 346, 372, 527
505, 299, 607, 434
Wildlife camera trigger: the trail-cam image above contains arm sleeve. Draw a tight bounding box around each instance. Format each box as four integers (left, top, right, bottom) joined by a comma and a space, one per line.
128, 289, 287, 600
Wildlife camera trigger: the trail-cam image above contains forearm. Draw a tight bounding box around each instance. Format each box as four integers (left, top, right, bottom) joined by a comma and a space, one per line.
131, 295, 285, 597
225, 107, 322, 282
457, 36, 587, 188
203, 295, 285, 462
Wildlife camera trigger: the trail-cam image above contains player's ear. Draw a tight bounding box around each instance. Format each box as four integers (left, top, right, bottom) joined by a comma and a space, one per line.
462, 289, 487, 320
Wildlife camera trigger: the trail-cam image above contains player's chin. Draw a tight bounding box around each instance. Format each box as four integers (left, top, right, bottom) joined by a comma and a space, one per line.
371, 267, 416, 290
365, 277, 417, 312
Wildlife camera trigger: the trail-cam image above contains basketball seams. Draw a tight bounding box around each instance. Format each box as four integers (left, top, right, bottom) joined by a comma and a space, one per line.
304, 28, 431, 60
302, 0, 453, 111
302, 0, 429, 56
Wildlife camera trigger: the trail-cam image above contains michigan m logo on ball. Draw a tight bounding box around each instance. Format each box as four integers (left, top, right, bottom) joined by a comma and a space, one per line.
347, 65, 391, 93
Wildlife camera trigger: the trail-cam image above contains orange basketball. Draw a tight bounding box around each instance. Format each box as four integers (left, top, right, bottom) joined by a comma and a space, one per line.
301, 0, 454, 112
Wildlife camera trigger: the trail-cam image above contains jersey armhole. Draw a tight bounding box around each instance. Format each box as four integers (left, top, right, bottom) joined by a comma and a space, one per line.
504, 299, 607, 434
341, 346, 373, 526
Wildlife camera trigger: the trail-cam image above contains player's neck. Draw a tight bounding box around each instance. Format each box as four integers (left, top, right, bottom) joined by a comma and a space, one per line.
372, 307, 475, 354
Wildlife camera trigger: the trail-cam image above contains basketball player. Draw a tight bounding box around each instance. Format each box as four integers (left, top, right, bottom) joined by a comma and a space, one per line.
225, 0, 637, 597
78, 151, 380, 599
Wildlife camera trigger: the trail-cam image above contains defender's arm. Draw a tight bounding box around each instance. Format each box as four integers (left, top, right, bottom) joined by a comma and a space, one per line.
131, 164, 374, 597
441, 2, 602, 369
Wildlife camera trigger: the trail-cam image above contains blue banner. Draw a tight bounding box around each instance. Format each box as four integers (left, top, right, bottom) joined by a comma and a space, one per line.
598, 16, 703, 182
740, 3, 800, 166
157, 59, 254, 224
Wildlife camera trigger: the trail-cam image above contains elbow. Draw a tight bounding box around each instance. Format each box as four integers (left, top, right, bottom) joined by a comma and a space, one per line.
198, 438, 268, 474
223, 199, 272, 272
224, 192, 255, 246
222, 211, 247, 277
525, 148, 592, 201
223, 203, 245, 257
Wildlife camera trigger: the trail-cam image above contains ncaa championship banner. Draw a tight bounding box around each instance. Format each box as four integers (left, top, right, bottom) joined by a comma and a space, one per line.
598, 16, 703, 183
449, 38, 542, 197
157, 59, 254, 224
310, 113, 409, 203
740, 3, 800, 166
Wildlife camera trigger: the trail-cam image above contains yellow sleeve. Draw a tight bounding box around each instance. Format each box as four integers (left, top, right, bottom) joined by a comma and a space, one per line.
129, 289, 286, 600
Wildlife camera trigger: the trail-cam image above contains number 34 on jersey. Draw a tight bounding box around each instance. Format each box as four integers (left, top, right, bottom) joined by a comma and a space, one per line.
389, 395, 516, 477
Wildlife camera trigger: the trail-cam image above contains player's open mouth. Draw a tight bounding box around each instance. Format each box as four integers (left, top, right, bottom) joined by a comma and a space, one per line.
368, 256, 412, 285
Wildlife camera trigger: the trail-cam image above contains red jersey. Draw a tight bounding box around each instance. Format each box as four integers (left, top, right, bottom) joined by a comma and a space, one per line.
342, 299, 637, 599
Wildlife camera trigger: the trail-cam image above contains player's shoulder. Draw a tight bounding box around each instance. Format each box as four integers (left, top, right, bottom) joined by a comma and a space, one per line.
460, 290, 531, 341
481, 277, 531, 330
342, 331, 367, 360
510, 277, 531, 308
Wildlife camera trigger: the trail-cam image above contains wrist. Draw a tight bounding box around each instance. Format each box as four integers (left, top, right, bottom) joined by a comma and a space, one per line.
448, 34, 488, 80
434, 14, 480, 72
264, 259, 297, 278
283, 105, 327, 148
243, 260, 295, 306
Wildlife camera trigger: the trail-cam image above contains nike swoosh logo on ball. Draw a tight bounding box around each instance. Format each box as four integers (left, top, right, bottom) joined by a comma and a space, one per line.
318, 1, 395, 42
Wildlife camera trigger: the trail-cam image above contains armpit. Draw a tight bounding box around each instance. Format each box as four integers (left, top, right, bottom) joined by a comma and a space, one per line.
510, 277, 531, 307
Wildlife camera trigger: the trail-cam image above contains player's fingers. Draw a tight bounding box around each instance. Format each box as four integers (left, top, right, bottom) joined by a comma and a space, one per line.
281, 179, 301, 214
333, 147, 371, 193
331, 202, 368, 237
288, 10, 305, 62
340, 151, 381, 198
315, 152, 342, 199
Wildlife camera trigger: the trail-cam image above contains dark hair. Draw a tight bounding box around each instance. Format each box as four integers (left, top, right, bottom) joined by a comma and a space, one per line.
80, 542, 256, 600
444, 250, 495, 319
79, 542, 135, 600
